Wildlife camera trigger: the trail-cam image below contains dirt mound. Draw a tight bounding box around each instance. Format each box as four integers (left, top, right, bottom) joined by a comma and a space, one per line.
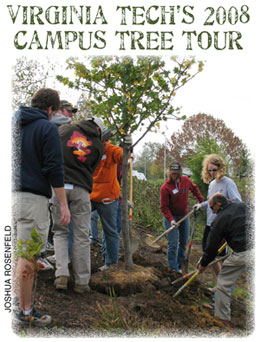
90, 262, 161, 296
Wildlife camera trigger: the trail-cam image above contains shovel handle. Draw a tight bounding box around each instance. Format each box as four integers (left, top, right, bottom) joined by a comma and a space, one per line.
152, 210, 194, 244
173, 252, 231, 298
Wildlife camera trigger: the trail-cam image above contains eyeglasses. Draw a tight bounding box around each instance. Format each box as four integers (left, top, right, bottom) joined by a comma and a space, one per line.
208, 168, 218, 172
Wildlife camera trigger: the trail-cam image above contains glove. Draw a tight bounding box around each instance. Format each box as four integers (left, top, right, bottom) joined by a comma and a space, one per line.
193, 203, 202, 211
124, 134, 132, 145
171, 220, 176, 227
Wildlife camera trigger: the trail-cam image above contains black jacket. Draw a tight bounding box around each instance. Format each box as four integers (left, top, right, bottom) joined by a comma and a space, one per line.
59, 120, 103, 193
13, 105, 64, 198
200, 202, 252, 267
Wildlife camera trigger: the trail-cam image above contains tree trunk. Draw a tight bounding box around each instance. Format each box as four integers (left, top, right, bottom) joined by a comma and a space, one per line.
121, 144, 134, 271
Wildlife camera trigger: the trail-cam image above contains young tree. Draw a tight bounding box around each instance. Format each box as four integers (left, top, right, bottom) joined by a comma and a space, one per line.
57, 56, 204, 270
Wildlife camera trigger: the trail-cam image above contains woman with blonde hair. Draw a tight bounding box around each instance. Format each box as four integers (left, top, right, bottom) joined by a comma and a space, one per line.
195, 154, 242, 274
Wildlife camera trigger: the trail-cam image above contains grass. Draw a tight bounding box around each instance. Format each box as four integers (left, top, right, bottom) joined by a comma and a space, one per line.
93, 288, 149, 334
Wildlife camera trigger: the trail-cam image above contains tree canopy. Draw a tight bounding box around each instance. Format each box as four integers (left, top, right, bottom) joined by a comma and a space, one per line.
57, 56, 204, 270
160, 113, 248, 171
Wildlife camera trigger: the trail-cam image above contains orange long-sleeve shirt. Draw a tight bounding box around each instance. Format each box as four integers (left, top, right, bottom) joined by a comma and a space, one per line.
90, 141, 123, 203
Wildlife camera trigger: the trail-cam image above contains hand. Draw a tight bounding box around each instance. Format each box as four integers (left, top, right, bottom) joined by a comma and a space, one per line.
59, 203, 71, 226
124, 134, 132, 145
171, 220, 176, 227
198, 265, 206, 274
193, 203, 202, 211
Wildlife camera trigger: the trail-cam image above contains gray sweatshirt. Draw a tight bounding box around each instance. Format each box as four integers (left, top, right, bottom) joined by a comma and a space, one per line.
51, 113, 72, 126
201, 176, 242, 226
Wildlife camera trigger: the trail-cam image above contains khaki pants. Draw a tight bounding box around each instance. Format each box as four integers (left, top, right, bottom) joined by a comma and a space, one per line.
52, 185, 91, 285
215, 250, 252, 321
13, 192, 50, 252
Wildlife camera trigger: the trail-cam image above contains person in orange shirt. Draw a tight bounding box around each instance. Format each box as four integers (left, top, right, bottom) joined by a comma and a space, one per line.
90, 135, 131, 271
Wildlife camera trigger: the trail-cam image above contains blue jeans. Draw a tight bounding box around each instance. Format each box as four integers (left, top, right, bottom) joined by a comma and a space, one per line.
163, 216, 190, 271
90, 210, 100, 244
117, 201, 122, 234
91, 199, 119, 266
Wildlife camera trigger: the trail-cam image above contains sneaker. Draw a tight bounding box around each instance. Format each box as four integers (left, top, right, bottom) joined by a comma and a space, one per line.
46, 241, 54, 252
98, 264, 110, 271
14, 307, 52, 327
46, 254, 56, 264
37, 257, 54, 271
206, 286, 216, 294
54, 276, 68, 290
74, 284, 91, 294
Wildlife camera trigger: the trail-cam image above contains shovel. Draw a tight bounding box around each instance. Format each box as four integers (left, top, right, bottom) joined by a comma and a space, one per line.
173, 242, 228, 298
144, 210, 194, 248
182, 207, 198, 274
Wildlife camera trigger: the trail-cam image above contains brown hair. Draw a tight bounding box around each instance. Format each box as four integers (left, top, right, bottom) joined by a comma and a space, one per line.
202, 154, 226, 184
31, 88, 60, 112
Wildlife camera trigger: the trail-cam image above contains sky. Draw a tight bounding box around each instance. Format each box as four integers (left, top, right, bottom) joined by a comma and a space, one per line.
1, 0, 260, 340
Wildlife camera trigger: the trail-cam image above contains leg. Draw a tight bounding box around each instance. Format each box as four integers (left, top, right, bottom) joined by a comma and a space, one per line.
96, 199, 119, 266
163, 216, 179, 271
16, 258, 35, 311
68, 221, 73, 257
177, 216, 190, 269
90, 210, 99, 244
117, 200, 122, 234
52, 191, 70, 278
70, 186, 91, 285
215, 251, 248, 321
13, 192, 49, 311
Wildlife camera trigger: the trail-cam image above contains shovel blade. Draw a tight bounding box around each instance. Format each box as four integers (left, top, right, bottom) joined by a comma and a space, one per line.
144, 235, 161, 250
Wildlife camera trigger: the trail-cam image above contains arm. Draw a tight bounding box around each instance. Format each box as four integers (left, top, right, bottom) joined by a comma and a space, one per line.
226, 179, 242, 202
200, 214, 226, 267
160, 186, 174, 222
53, 187, 71, 226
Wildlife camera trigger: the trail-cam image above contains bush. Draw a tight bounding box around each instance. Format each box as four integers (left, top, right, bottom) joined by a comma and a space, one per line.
132, 178, 163, 233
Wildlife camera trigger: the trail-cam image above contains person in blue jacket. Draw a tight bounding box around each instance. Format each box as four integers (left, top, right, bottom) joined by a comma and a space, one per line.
13, 88, 71, 327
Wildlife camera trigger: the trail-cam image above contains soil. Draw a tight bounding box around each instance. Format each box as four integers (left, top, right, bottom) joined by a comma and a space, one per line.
12, 225, 254, 338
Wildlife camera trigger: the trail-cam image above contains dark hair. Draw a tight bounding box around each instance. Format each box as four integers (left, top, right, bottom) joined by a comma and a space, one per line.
212, 193, 230, 207
31, 88, 60, 112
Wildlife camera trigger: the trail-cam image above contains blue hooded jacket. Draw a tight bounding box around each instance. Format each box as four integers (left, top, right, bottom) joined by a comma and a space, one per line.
13, 105, 64, 198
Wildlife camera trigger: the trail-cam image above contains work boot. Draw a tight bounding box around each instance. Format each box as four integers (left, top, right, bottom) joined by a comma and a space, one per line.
74, 284, 91, 294
54, 276, 68, 290
216, 316, 232, 328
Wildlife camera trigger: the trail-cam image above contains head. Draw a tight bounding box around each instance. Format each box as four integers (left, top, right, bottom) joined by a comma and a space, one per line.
86, 116, 113, 142
31, 88, 60, 120
202, 154, 226, 184
58, 100, 78, 118
167, 162, 182, 182
209, 193, 230, 214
